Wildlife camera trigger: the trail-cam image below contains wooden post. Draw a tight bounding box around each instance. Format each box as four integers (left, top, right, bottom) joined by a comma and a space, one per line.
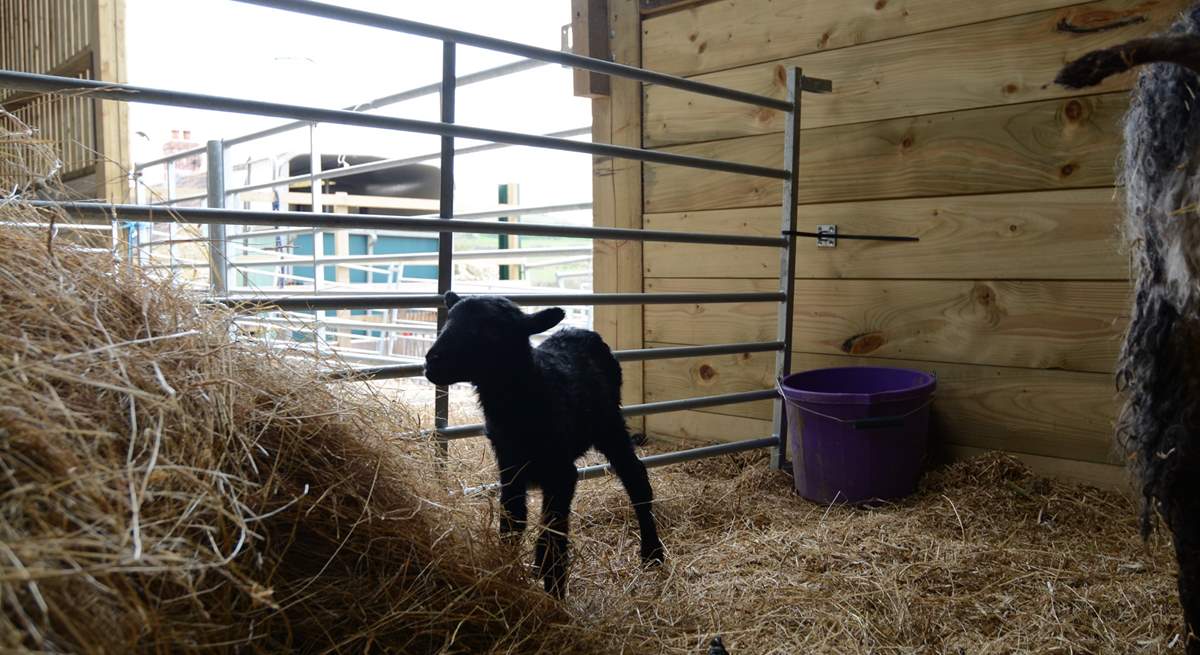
498, 183, 519, 280
571, 0, 611, 98
91, 0, 129, 202
591, 0, 644, 430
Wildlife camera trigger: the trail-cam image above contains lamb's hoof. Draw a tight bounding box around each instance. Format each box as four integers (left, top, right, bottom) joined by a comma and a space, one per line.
708, 635, 729, 655
641, 542, 665, 565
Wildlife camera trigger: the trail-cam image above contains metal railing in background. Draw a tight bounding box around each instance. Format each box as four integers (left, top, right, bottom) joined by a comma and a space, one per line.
0, 0, 873, 483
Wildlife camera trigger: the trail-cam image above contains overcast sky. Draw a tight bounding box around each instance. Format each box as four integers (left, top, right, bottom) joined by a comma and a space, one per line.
125, 0, 593, 214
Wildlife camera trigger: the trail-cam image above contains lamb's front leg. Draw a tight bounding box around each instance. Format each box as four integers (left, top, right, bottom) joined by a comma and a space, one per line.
535, 464, 578, 598
497, 457, 528, 540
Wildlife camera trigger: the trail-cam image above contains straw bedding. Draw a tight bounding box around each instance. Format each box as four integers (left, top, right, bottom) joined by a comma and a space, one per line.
0, 119, 1183, 653
438, 440, 1180, 654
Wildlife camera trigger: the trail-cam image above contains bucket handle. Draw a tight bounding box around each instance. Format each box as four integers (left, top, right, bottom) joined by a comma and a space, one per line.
775, 378, 936, 430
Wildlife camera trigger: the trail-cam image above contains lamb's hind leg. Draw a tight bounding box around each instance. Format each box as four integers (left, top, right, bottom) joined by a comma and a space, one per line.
595, 422, 664, 563
535, 464, 578, 597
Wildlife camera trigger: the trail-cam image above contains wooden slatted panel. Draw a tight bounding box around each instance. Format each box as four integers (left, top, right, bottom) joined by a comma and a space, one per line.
645, 0, 1185, 146
0, 0, 99, 179
643, 189, 1126, 280
644, 93, 1125, 213
7, 65, 97, 178
633, 0, 1147, 479
644, 277, 1128, 373
641, 348, 1118, 464
0, 0, 90, 76
641, 0, 1088, 77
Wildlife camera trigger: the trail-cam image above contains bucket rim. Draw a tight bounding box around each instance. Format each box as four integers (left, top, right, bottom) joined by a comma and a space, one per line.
778, 366, 936, 405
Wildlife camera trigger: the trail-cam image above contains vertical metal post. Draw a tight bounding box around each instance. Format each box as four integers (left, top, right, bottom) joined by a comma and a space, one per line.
165, 160, 177, 275
205, 140, 228, 295
309, 123, 323, 296
771, 68, 803, 470
133, 172, 146, 265
435, 41, 456, 455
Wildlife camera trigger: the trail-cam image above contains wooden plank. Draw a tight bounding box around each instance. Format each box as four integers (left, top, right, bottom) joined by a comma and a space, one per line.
645, 409, 771, 446
645, 277, 780, 344
592, 0, 646, 424
943, 445, 1128, 491
643, 93, 1126, 213
642, 0, 1089, 78
645, 277, 1128, 373
644, 189, 1127, 280
643, 347, 1119, 464
639, 0, 720, 18
644, 0, 1184, 146
92, 0, 128, 202
643, 348, 776, 419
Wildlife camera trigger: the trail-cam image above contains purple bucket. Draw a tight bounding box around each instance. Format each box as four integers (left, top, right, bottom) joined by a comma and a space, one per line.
777, 367, 936, 505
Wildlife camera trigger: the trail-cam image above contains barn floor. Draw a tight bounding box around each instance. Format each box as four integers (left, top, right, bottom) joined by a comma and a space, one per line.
445, 438, 1181, 654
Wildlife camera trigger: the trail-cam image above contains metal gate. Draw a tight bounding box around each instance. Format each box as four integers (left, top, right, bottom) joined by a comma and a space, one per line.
0, 0, 856, 484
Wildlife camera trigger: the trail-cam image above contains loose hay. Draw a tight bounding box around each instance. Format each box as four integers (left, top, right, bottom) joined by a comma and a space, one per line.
0, 119, 600, 653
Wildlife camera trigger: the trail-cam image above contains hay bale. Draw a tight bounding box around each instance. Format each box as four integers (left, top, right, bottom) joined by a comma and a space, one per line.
0, 124, 596, 651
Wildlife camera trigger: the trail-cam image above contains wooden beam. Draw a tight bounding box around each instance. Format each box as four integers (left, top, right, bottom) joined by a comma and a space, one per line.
644, 93, 1126, 213
592, 0, 645, 425
644, 0, 1186, 146
643, 188, 1126, 281
91, 0, 129, 202
571, 0, 611, 98
642, 347, 1119, 465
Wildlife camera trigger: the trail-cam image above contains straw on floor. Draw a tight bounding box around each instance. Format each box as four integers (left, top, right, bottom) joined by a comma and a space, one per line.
442, 441, 1182, 654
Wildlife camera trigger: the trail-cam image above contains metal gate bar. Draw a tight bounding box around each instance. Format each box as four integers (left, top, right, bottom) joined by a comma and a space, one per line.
333, 341, 785, 382
133, 57, 549, 173
0, 70, 788, 180
232, 0, 825, 107
34, 201, 784, 247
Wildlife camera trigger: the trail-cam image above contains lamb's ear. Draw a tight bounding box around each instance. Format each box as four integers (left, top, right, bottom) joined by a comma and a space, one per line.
524, 307, 565, 335
444, 291, 460, 309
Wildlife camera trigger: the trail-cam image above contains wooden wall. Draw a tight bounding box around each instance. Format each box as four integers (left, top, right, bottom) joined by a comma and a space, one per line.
0, 0, 128, 201
630, 0, 1192, 487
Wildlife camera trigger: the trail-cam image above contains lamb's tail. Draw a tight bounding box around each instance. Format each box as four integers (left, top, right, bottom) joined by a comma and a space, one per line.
1056, 35, 1200, 89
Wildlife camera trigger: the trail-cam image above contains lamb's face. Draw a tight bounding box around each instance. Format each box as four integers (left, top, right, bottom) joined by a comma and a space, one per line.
423, 292, 565, 386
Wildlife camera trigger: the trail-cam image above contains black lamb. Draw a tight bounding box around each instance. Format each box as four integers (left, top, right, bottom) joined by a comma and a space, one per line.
423, 292, 664, 597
